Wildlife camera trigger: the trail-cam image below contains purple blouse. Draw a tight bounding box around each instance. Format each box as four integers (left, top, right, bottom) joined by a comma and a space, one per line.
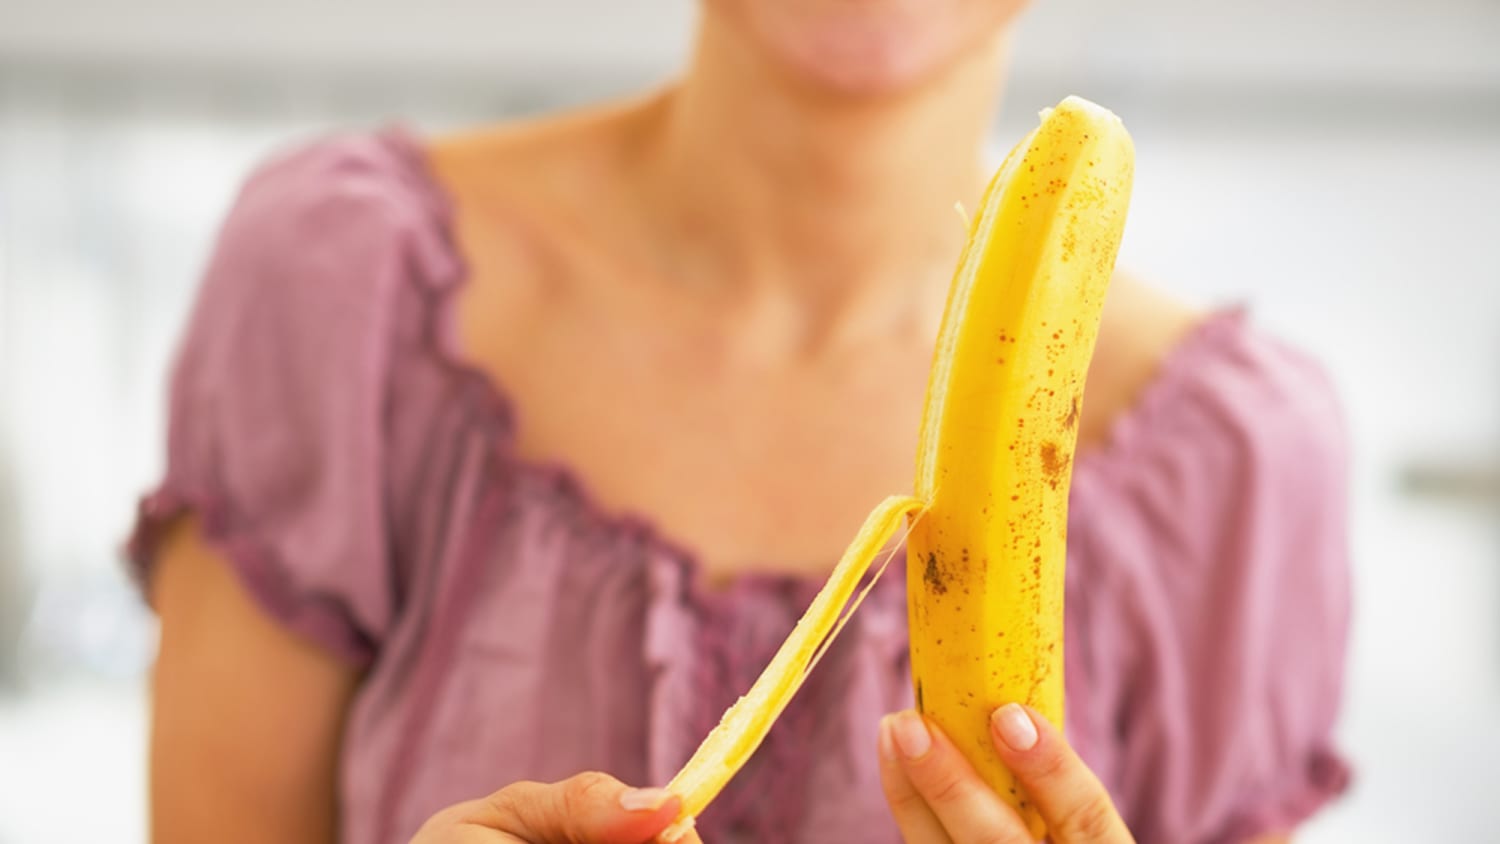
129, 130, 1351, 844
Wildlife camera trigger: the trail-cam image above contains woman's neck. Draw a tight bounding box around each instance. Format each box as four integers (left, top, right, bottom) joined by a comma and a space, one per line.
631, 9, 1008, 346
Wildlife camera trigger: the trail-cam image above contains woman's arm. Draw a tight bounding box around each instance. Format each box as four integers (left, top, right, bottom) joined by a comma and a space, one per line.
148, 516, 359, 844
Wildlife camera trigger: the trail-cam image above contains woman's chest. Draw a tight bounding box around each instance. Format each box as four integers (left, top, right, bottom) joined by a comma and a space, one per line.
455, 256, 935, 583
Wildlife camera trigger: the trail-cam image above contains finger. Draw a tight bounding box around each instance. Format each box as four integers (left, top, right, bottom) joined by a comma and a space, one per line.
989, 704, 1132, 843
877, 715, 953, 844
411, 799, 519, 843
475, 772, 681, 843
888, 710, 1034, 844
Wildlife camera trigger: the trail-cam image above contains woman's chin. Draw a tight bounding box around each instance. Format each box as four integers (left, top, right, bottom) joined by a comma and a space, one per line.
705, 0, 1021, 99
782, 37, 959, 99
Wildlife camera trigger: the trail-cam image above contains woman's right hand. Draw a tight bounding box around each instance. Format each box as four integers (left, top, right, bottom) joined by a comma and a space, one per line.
410, 773, 701, 844
879, 704, 1134, 844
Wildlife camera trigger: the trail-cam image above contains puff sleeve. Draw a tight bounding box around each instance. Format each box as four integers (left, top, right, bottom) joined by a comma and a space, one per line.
128, 135, 436, 666
1070, 314, 1353, 843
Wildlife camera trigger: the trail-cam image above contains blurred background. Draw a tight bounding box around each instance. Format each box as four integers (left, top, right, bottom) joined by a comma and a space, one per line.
1, 1, 1497, 841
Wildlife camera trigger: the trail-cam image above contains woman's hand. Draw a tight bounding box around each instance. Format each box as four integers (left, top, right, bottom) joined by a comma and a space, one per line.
410, 772, 702, 844
879, 704, 1134, 844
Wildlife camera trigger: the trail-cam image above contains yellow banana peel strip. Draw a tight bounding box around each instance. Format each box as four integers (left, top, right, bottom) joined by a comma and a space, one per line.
661, 494, 925, 840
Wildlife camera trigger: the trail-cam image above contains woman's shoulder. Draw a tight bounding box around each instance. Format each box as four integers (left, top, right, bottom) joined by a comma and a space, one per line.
1079, 278, 1204, 450
1082, 277, 1345, 490
171, 128, 467, 434
191, 128, 462, 348
218, 128, 452, 269
214, 110, 619, 306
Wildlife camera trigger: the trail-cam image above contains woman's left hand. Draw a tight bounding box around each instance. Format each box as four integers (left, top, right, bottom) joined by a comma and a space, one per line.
878, 704, 1135, 844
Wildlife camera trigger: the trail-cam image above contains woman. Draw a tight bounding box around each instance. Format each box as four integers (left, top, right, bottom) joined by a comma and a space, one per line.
130, 0, 1351, 842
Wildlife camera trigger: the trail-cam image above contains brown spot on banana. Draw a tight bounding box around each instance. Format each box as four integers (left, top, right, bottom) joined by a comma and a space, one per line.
1039, 441, 1072, 490
923, 552, 949, 595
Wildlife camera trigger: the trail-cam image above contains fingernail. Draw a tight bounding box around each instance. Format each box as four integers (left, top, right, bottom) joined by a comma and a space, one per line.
878, 715, 898, 761
891, 710, 932, 759
619, 787, 673, 812
992, 703, 1039, 752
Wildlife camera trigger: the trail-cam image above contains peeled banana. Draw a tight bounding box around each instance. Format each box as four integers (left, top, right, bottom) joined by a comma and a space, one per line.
662, 96, 1134, 841
908, 95, 1134, 838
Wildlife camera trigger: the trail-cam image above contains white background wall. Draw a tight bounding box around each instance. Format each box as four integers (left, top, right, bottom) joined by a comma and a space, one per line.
3, 0, 1498, 89
1, 1, 1497, 841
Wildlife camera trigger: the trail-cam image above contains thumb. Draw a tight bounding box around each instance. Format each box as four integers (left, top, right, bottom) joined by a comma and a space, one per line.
477, 772, 682, 843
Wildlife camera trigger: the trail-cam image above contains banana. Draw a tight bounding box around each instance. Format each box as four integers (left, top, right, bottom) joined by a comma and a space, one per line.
662, 96, 1134, 840
908, 95, 1134, 838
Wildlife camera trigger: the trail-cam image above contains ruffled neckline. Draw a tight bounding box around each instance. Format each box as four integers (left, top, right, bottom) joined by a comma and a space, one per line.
375, 124, 1249, 596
